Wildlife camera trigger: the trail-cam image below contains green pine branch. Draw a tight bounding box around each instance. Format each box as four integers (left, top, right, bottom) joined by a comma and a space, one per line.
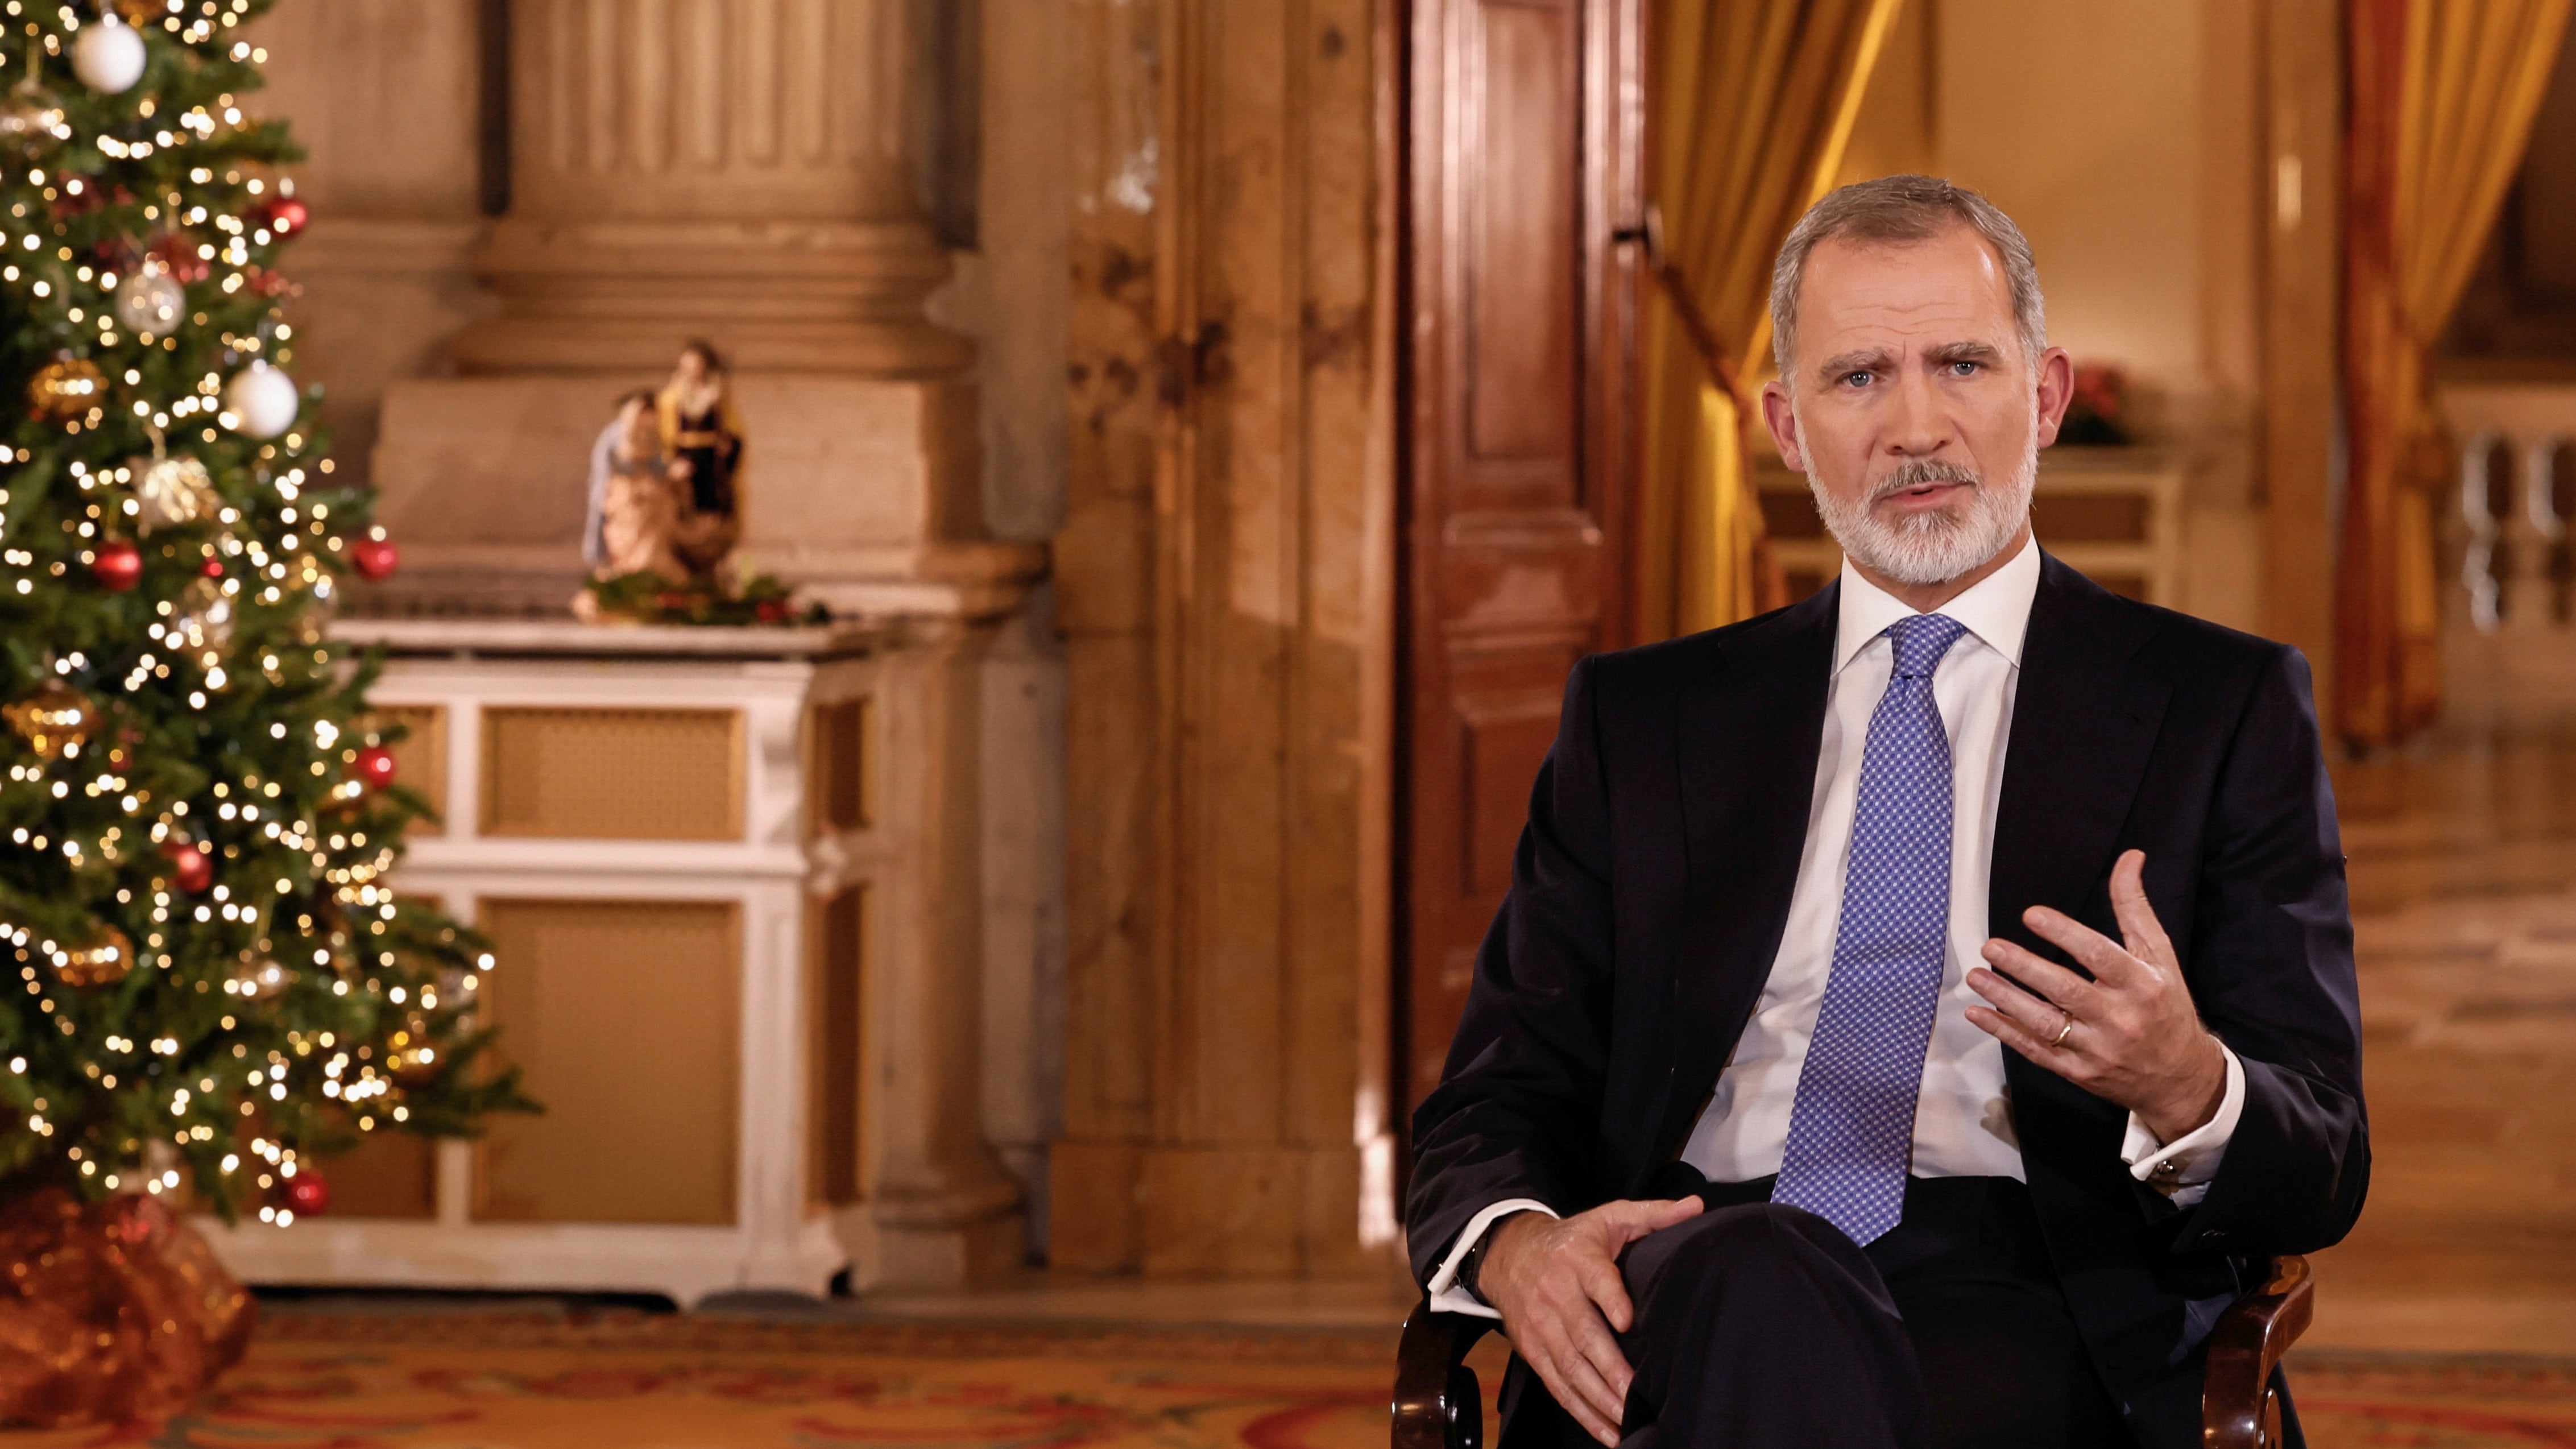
2, 0, 536, 1223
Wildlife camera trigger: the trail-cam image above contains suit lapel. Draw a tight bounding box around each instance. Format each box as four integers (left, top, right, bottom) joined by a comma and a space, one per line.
1991, 556, 2173, 1121
1647, 585, 1838, 1169
1989, 556, 2172, 959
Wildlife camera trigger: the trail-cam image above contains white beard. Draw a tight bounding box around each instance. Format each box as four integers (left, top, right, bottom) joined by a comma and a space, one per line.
1802, 425, 2038, 586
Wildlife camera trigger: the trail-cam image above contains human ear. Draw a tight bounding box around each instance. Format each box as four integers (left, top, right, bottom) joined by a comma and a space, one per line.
2032, 346, 2075, 448
1760, 380, 1805, 471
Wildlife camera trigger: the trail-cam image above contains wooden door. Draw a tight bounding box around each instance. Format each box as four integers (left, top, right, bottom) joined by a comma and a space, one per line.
1397, 0, 1645, 1124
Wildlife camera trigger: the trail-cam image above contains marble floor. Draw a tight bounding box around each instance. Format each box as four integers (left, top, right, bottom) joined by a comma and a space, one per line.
2300, 727, 2576, 1353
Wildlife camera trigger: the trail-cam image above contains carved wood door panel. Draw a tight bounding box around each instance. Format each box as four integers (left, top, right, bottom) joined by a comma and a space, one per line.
1398, 0, 1643, 1127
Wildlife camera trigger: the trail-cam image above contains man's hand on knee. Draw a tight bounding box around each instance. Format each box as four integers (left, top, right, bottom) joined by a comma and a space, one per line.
1478, 1197, 1705, 1446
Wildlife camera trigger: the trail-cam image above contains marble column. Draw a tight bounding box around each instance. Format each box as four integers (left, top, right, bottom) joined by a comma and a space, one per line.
369, 0, 1039, 616
455, 0, 965, 376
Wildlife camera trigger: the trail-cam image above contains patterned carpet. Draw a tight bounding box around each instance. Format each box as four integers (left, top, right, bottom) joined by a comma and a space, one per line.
5, 1309, 2574, 1447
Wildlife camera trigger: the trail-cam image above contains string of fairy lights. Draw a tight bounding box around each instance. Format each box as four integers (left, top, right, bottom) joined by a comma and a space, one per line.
1, 0, 529, 1222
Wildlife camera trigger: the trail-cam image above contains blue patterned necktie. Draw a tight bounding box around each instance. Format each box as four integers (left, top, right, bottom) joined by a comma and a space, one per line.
1772, 611, 1971, 1246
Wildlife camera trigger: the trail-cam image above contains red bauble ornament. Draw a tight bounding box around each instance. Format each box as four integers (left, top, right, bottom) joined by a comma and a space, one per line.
90, 539, 142, 591
349, 536, 398, 581
161, 839, 213, 895
353, 744, 397, 790
281, 1170, 329, 1218
200, 556, 225, 578
260, 197, 308, 236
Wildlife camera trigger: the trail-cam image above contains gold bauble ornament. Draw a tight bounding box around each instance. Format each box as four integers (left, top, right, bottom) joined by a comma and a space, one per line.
27, 358, 105, 423
5, 680, 100, 761
169, 577, 235, 655
387, 1014, 441, 1090
55, 928, 135, 991
131, 453, 217, 533
0, 79, 64, 142
227, 955, 284, 999
114, 0, 168, 25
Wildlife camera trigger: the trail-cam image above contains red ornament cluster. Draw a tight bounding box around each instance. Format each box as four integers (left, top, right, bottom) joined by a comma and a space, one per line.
90, 539, 142, 591
146, 234, 211, 285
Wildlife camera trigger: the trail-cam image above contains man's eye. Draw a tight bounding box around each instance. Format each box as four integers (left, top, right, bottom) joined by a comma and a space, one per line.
1949, 360, 1980, 376
1842, 371, 1874, 388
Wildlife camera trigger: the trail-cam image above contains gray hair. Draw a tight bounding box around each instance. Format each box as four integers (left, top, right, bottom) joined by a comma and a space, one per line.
1768, 175, 2046, 383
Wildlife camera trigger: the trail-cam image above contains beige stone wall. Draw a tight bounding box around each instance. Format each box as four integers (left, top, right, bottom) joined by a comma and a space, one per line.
251, 0, 495, 492
1824, 0, 2273, 636
1932, 0, 2268, 634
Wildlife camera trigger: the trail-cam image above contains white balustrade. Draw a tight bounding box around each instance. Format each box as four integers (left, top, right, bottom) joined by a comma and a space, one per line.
2435, 382, 2576, 730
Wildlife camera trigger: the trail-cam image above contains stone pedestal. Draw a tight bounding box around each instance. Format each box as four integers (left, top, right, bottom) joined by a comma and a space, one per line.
367, 372, 1013, 616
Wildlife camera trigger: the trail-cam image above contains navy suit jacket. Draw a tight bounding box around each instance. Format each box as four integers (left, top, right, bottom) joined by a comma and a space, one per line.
1405, 553, 2368, 1448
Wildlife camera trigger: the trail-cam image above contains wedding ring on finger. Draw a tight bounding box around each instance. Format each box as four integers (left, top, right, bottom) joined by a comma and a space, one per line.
2051, 1008, 2076, 1048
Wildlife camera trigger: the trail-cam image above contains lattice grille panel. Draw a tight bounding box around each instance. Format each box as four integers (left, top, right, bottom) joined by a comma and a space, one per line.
806, 887, 866, 1210
374, 706, 446, 833
809, 697, 871, 833
481, 707, 742, 840
473, 898, 742, 1226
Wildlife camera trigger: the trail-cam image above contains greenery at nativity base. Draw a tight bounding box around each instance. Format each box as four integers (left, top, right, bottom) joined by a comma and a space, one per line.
0, 0, 530, 1223
583, 568, 830, 627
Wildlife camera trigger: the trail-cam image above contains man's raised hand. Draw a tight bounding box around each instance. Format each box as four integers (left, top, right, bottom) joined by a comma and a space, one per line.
1475, 1197, 1704, 1447
1965, 848, 2227, 1144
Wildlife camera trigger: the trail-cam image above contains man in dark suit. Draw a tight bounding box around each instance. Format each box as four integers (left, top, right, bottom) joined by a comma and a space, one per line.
1403, 175, 2367, 1449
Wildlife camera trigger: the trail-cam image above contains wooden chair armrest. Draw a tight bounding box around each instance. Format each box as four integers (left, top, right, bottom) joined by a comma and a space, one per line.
1393, 1299, 1495, 1449
2202, 1254, 2314, 1449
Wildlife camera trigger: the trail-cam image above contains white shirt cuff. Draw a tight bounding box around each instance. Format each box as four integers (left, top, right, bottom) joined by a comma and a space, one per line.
1425, 1198, 1559, 1318
2121, 1041, 2246, 1207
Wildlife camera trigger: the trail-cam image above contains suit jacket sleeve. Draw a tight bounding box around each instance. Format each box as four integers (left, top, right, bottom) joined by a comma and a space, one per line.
1405, 656, 1620, 1286
2167, 645, 2369, 1256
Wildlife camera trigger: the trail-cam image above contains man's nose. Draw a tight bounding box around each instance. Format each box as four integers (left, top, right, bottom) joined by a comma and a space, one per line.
1888, 370, 1948, 455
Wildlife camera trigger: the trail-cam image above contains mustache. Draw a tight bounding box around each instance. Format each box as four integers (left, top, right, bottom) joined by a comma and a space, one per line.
1868, 458, 1982, 503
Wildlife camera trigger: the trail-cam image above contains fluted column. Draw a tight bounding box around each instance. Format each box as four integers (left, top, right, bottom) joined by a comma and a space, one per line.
454, 0, 966, 376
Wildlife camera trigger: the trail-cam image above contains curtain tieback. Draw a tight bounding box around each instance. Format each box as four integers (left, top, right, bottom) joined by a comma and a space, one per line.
1647, 255, 1750, 415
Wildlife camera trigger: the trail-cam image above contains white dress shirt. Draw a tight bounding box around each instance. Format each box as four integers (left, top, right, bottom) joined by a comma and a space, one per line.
1427, 537, 2246, 1318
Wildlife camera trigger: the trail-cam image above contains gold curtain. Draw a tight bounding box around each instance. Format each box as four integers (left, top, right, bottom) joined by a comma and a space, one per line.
2339, 0, 2575, 745
1636, 0, 1905, 641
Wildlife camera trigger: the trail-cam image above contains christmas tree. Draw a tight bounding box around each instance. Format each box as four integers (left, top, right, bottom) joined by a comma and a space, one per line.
0, 1, 529, 1226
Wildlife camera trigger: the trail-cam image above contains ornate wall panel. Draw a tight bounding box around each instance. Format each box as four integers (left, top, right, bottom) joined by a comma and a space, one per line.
1053, 0, 1392, 1277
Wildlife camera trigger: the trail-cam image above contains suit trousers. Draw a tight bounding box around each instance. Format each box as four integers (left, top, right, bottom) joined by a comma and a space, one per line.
1499, 1173, 2130, 1449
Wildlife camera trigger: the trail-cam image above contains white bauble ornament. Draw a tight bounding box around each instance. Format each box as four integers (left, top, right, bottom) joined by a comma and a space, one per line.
72, 17, 147, 95
114, 266, 185, 336
223, 362, 300, 438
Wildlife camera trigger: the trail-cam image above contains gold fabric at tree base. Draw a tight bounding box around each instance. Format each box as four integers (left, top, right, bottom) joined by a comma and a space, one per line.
0, 1187, 256, 1429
